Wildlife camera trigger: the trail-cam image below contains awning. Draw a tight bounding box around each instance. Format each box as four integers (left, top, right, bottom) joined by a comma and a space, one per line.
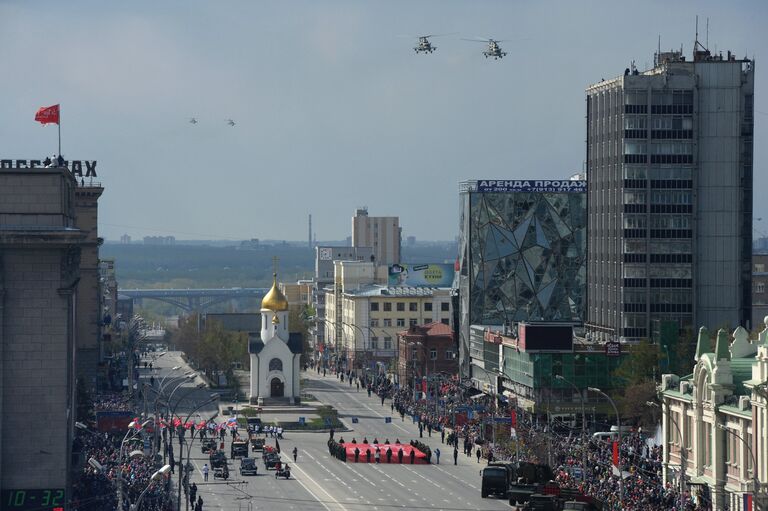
469, 393, 486, 400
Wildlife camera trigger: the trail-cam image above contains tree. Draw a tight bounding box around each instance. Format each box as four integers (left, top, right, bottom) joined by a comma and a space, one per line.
613, 340, 661, 387
616, 381, 657, 426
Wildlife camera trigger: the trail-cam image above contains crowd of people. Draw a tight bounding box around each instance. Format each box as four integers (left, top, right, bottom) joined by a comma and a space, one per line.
364, 373, 709, 511
72, 392, 173, 511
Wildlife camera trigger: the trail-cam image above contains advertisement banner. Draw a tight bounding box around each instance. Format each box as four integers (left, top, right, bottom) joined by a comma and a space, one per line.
476, 179, 586, 193
388, 263, 455, 287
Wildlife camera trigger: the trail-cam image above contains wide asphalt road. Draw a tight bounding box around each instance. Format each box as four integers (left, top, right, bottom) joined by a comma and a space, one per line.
148, 354, 510, 511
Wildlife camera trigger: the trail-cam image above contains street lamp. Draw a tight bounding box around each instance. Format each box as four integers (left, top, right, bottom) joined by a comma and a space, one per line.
182, 410, 218, 511
343, 322, 367, 373
555, 375, 586, 484
717, 424, 763, 511
117, 420, 152, 511
647, 401, 685, 509
177, 394, 220, 511
131, 464, 172, 511
588, 387, 622, 505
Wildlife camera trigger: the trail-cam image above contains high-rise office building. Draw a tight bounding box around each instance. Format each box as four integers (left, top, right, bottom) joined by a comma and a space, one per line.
351, 207, 401, 265
585, 45, 754, 342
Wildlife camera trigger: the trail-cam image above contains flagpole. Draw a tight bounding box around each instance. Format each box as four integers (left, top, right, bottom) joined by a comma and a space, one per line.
58, 105, 61, 156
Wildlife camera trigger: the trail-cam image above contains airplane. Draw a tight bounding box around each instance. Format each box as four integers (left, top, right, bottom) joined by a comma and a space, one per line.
189, 118, 198, 124
226, 119, 236, 127
462, 37, 508, 59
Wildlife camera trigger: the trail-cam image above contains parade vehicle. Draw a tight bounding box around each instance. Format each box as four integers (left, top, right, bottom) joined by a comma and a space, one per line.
239, 458, 258, 476
250, 435, 265, 451
209, 450, 227, 469
480, 461, 516, 500
481, 465, 511, 498
231, 439, 249, 459
213, 464, 229, 480
563, 500, 603, 511
264, 452, 281, 469
275, 465, 291, 479
507, 464, 555, 506
201, 438, 217, 454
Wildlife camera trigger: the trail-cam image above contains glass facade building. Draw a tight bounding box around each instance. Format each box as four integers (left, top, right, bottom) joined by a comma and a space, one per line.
457, 180, 587, 377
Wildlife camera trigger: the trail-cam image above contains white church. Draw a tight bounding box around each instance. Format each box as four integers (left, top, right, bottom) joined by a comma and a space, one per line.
249, 275, 303, 404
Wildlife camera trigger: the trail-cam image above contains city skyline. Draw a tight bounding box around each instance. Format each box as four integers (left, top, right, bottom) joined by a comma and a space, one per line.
1, 0, 766, 242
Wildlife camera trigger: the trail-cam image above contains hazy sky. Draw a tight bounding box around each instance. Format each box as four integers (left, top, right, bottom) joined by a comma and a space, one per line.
2, 1, 766, 241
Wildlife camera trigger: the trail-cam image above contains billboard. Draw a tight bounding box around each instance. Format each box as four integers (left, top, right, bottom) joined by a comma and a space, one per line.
388, 263, 455, 287
476, 180, 586, 193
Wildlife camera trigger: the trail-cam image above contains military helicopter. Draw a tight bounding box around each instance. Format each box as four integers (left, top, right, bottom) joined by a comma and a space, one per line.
189, 117, 198, 124
226, 119, 236, 127
462, 37, 508, 59
404, 33, 456, 54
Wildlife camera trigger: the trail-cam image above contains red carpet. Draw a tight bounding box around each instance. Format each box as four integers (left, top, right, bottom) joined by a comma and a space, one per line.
340, 442, 428, 464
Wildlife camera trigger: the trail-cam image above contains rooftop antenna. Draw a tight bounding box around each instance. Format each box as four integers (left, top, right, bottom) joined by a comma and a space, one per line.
706, 17, 709, 51
657, 34, 661, 66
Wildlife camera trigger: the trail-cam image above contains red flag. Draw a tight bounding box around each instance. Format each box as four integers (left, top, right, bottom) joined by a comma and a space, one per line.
612, 441, 619, 467
35, 104, 60, 125
511, 410, 517, 428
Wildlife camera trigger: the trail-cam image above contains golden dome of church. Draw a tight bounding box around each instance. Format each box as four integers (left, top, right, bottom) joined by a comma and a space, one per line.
261, 274, 289, 312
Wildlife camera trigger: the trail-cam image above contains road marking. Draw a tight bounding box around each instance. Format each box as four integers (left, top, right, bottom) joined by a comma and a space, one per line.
277, 453, 343, 511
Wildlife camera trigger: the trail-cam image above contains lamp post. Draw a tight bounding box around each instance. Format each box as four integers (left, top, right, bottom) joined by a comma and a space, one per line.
717, 424, 763, 511
117, 419, 152, 511
588, 387, 622, 505
343, 321, 367, 374
177, 394, 220, 511
647, 401, 685, 510
316, 318, 341, 373
183, 411, 219, 511
131, 464, 171, 511
556, 375, 586, 484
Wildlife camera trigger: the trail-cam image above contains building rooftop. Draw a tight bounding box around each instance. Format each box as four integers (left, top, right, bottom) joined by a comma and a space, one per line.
399, 322, 454, 338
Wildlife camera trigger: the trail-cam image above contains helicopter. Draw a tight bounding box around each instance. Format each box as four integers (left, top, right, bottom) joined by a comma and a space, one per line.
189, 117, 198, 124
226, 119, 236, 127
462, 37, 508, 59
404, 33, 456, 54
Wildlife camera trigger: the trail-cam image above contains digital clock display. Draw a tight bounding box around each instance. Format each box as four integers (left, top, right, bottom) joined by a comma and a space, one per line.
2, 489, 65, 511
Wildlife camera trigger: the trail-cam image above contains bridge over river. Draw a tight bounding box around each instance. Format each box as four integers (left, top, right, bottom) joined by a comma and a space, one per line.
119, 287, 269, 312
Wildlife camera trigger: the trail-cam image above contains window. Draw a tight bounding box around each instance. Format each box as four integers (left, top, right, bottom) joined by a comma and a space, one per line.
396, 318, 405, 327
440, 302, 450, 312
370, 302, 379, 311
755, 282, 765, 294
370, 319, 379, 327
383, 302, 392, 312
409, 302, 418, 312
409, 318, 418, 327
269, 358, 283, 372
445, 350, 455, 360
441, 318, 450, 325
370, 336, 378, 350
756, 264, 765, 273
424, 302, 433, 312
384, 337, 392, 350
429, 349, 437, 360
411, 348, 419, 360
383, 319, 392, 327
396, 302, 405, 312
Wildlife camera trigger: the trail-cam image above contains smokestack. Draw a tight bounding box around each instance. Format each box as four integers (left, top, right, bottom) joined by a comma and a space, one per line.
308, 214, 312, 249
